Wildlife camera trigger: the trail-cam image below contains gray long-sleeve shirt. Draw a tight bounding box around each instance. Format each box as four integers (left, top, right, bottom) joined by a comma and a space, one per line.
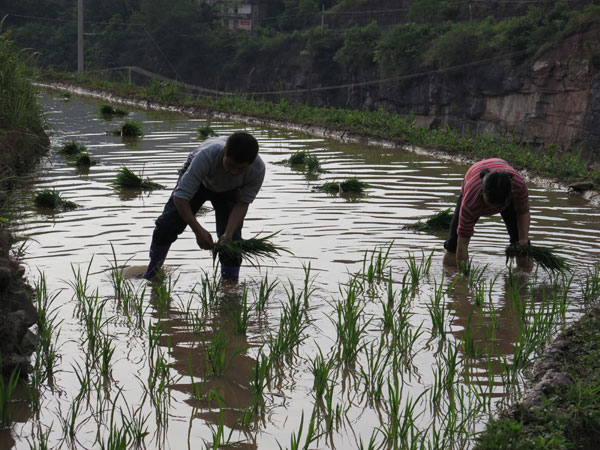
173, 137, 265, 204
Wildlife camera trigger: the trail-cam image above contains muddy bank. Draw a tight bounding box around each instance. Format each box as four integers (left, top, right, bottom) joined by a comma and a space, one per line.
0, 127, 49, 375
33, 81, 600, 207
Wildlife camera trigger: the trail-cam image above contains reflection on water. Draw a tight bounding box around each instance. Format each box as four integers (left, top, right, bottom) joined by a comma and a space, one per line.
5, 91, 600, 449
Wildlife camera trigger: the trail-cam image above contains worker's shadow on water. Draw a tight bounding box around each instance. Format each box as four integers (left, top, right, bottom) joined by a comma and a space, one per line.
147, 277, 258, 439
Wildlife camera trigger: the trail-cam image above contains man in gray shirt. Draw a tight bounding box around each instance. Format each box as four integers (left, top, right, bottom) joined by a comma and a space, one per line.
143, 131, 266, 281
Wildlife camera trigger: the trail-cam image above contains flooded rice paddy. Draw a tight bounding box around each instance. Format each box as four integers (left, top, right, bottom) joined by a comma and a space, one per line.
4, 91, 600, 449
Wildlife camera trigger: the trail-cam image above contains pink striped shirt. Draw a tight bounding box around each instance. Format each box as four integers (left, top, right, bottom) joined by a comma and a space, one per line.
457, 158, 529, 238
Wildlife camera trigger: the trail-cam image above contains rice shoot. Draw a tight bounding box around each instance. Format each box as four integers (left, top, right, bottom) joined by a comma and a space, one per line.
505, 244, 568, 272
100, 104, 128, 116
405, 208, 453, 232
33, 189, 78, 211
214, 232, 292, 265
111, 167, 164, 191
73, 152, 95, 167
319, 177, 368, 194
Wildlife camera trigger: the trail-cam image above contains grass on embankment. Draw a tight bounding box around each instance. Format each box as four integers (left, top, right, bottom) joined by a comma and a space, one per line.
37, 70, 600, 187
475, 306, 600, 450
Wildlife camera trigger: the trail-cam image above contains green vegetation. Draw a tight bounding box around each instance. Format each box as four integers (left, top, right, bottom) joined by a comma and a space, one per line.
319, 177, 369, 194
57, 141, 86, 156
197, 124, 217, 139
33, 188, 78, 211
111, 121, 143, 138
475, 306, 600, 449
110, 167, 164, 191
72, 152, 95, 168
505, 244, 568, 272
99, 104, 128, 117
213, 232, 291, 265
405, 208, 453, 232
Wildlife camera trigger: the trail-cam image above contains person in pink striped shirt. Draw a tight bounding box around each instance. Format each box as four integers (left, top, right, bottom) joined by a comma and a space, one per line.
443, 158, 530, 268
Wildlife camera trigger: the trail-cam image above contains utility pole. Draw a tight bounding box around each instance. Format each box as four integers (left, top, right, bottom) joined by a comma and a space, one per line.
78, 0, 84, 72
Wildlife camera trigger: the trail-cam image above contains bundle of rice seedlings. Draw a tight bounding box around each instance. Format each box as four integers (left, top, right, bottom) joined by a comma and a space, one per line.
197, 124, 216, 139
57, 141, 86, 156
110, 167, 164, 191
289, 151, 309, 165
73, 152, 95, 167
405, 208, 453, 232
99, 104, 128, 116
111, 121, 143, 137
304, 154, 324, 173
213, 231, 292, 265
33, 189, 78, 211
319, 177, 369, 194
505, 244, 568, 272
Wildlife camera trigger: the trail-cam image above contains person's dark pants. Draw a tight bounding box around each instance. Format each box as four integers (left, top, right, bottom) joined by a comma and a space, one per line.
144, 185, 242, 280
443, 194, 519, 252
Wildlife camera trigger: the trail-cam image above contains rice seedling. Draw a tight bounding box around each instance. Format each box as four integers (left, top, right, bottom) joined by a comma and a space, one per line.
461, 310, 477, 356
288, 150, 309, 165
249, 349, 272, 414
505, 243, 568, 272
111, 121, 143, 137
318, 177, 369, 194
81, 291, 110, 356
100, 394, 131, 450
99, 104, 128, 116
360, 339, 390, 404
205, 404, 235, 450
203, 327, 233, 376
230, 286, 251, 335
277, 409, 319, 450
33, 188, 78, 211
0, 360, 20, 426
268, 282, 310, 362
253, 272, 278, 312
151, 273, 177, 314
195, 269, 222, 311
581, 263, 600, 305
310, 346, 335, 399
304, 154, 323, 173
60, 391, 86, 441
359, 430, 381, 450
26, 423, 51, 450
68, 259, 94, 314
301, 262, 318, 304
110, 166, 164, 191
213, 231, 291, 266
405, 249, 433, 286
334, 277, 370, 364
427, 277, 448, 340
34, 273, 62, 380
196, 123, 216, 138
363, 243, 393, 284
405, 208, 453, 232
57, 140, 86, 156
98, 335, 116, 376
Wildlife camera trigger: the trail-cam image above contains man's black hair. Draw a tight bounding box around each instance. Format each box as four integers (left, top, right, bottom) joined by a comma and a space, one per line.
481, 169, 513, 205
225, 132, 259, 164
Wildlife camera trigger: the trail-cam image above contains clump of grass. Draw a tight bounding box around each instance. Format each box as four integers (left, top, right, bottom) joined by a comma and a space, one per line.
405, 208, 453, 232
99, 104, 128, 116
33, 189, 78, 211
289, 150, 309, 165
110, 167, 164, 191
111, 121, 143, 137
318, 177, 368, 194
505, 244, 568, 272
213, 232, 291, 266
57, 141, 86, 156
197, 124, 216, 138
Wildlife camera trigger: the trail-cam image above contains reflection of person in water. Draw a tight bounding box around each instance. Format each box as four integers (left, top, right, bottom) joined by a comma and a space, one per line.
443, 158, 531, 269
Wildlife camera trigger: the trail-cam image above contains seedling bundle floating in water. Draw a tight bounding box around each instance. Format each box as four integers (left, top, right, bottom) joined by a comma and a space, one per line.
110, 167, 164, 191
213, 232, 292, 265
505, 243, 568, 272
111, 121, 143, 137
405, 208, 453, 232
318, 177, 368, 194
33, 188, 78, 211
196, 124, 216, 139
275, 150, 325, 173
99, 104, 128, 117
57, 141, 86, 156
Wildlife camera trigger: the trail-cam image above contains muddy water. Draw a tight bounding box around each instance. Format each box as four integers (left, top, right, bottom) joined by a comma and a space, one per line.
5, 91, 600, 449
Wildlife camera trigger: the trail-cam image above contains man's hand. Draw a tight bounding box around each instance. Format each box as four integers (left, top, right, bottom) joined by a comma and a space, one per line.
195, 227, 214, 250
217, 233, 233, 245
